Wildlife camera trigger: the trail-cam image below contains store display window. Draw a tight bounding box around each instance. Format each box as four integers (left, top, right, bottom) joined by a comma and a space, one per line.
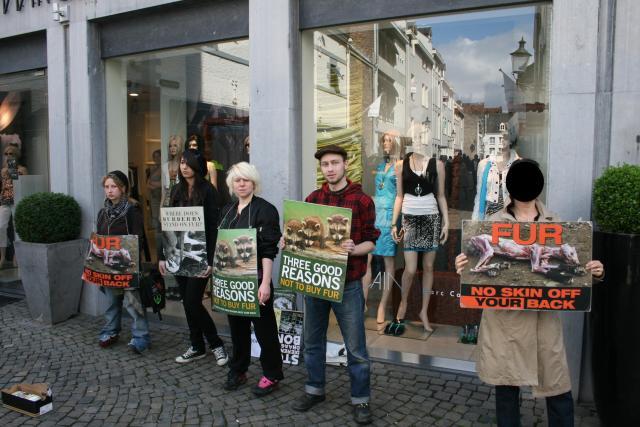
0, 70, 49, 283
302, 5, 552, 365
105, 39, 249, 322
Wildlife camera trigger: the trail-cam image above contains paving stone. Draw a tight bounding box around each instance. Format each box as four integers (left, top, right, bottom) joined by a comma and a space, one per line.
0, 300, 598, 427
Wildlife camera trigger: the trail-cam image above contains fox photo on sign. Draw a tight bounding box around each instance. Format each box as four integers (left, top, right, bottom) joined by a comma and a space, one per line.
82, 233, 139, 288
278, 200, 352, 303
212, 228, 259, 317
460, 221, 593, 311
161, 206, 208, 277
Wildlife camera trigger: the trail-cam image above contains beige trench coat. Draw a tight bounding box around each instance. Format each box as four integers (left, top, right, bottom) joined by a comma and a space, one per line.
475, 200, 572, 397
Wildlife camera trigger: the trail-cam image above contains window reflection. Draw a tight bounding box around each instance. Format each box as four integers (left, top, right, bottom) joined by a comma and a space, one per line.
306, 5, 552, 356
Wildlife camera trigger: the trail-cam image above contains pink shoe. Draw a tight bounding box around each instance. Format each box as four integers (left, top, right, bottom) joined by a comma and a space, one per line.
252, 376, 279, 396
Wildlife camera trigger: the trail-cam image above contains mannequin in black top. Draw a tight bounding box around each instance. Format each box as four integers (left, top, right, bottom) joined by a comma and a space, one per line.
388, 144, 449, 335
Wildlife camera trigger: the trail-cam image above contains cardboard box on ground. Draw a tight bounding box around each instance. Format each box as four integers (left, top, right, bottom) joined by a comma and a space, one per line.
1, 383, 53, 417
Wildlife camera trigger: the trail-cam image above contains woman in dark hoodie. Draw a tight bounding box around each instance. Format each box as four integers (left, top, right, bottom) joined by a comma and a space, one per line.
158, 149, 229, 365
218, 162, 283, 396
97, 170, 151, 354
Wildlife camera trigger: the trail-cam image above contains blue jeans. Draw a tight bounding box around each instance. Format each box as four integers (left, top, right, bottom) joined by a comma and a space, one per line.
100, 287, 151, 350
303, 280, 370, 404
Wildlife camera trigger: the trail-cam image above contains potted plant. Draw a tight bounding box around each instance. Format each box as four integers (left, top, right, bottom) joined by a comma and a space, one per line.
14, 192, 85, 324
590, 164, 640, 425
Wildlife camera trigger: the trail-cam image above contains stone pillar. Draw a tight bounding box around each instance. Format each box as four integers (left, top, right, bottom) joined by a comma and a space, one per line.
548, 0, 601, 400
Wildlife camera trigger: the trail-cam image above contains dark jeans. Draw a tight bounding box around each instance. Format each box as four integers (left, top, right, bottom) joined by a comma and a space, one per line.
495, 386, 574, 427
303, 280, 370, 404
228, 284, 283, 380
175, 275, 223, 352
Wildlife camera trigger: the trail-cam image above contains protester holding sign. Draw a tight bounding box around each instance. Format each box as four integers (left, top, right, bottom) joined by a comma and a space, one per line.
455, 159, 604, 427
158, 149, 228, 366
291, 145, 378, 425
217, 162, 284, 396
96, 171, 151, 354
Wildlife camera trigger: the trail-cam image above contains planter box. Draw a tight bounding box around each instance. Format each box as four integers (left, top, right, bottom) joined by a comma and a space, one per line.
590, 231, 640, 426
15, 239, 88, 325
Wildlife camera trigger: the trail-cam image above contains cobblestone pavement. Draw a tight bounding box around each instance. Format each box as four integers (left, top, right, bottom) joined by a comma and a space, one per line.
0, 300, 599, 426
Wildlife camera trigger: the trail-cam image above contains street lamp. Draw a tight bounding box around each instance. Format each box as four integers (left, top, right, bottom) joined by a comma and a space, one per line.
510, 37, 532, 76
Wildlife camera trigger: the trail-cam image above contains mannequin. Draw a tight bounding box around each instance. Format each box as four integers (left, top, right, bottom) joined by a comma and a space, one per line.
188, 135, 218, 189
362, 132, 399, 326
0, 142, 27, 267
162, 135, 183, 207
386, 143, 449, 335
146, 149, 162, 230
472, 124, 520, 220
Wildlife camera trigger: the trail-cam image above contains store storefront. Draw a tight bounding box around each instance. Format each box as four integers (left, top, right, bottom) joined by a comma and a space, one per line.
0, 32, 50, 293
1, 0, 638, 402
299, 4, 552, 372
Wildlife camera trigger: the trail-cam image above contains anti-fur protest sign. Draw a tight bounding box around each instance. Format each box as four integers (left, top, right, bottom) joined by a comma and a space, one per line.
211, 228, 259, 317
82, 233, 139, 288
460, 221, 593, 311
252, 291, 303, 365
278, 200, 351, 303
161, 207, 208, 277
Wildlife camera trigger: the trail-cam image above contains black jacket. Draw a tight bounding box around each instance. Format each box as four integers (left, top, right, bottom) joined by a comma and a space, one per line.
97, 201, 144, 242
159, 181, 220, 266
218, 196, 281, 262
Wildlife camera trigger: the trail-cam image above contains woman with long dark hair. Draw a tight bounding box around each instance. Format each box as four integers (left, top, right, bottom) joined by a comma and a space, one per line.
159, 149, 228, 365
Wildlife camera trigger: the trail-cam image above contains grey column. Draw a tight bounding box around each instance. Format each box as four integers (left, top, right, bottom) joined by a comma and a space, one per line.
66, 11, 109, 316
547, 0, 600, 401
249, 1, 302, 210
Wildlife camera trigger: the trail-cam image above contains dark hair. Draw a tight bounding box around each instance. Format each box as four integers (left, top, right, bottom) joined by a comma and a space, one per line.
171, 149, 209, 206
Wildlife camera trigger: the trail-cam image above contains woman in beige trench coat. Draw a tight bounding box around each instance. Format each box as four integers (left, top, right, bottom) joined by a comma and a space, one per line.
455, 160, 604, 427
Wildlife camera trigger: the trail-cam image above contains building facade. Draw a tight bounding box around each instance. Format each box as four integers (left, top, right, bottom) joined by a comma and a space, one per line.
1, 0, 638, 403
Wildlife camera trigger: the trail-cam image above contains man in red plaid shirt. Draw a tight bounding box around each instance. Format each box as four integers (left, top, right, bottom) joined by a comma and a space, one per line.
291, 145, 379, 425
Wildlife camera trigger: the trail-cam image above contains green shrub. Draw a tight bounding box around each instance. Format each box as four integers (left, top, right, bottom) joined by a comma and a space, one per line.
15, 192, 82, 243
593, 164, 640, 234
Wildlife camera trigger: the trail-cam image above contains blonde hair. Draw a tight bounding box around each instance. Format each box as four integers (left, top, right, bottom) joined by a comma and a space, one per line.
379, 132, 398, 156
226, 162, 261, 196
168, 135, 184, 160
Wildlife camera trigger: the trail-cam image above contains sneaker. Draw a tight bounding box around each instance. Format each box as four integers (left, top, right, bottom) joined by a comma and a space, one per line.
99, 334, 119, 348
128, 340, 149, 355
212, 345, 229, 366
353, 403, 373, 425
291, 393, 325, 412
224, 371, 247, 391
252, 376, 279, 396
175, 347, 206, 363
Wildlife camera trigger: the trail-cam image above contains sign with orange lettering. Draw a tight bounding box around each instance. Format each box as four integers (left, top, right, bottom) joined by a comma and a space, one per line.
460, 221, 592, 311
82, 233, 139, 288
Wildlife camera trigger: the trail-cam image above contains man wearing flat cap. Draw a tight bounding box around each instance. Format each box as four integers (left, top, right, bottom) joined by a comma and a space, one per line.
291, 145, 379, 425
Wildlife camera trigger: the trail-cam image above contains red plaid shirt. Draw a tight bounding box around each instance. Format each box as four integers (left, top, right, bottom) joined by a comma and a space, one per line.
305, 180, 379, 282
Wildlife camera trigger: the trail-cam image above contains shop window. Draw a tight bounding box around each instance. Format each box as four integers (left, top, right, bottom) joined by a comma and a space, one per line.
0, 70, 49, 281
106, 39, 249, 320
302, 5, 552, 366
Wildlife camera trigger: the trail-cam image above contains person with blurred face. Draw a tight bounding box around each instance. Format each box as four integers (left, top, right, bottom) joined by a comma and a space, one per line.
291, 145, 379, 425
455, 159, 605, 427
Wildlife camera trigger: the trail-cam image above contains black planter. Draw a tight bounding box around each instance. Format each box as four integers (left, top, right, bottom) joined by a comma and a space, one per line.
590, 231, 640, 426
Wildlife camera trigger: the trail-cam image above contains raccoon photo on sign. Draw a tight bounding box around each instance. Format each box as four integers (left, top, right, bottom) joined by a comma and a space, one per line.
283, 211, 352, 262
213, 235, 257, 276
